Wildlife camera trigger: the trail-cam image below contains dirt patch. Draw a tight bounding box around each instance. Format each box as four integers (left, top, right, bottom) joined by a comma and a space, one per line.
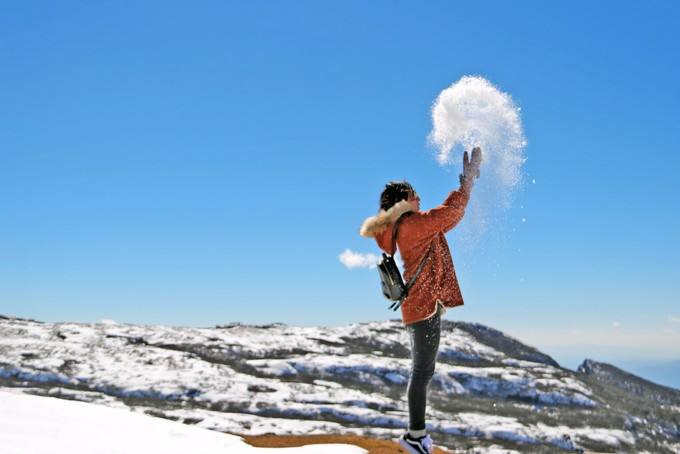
242, 433, 450, 453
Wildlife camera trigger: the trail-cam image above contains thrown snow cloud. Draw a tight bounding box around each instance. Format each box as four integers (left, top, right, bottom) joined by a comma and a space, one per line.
428, 76, 527, 245
339, 249, 379, 269
429, 75, 526, 195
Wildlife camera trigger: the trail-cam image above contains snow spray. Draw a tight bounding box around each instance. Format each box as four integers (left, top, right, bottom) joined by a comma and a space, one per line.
428, 76, 527, 244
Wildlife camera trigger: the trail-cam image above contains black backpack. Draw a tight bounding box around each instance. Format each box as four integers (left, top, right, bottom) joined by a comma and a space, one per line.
377, 212, 434, 311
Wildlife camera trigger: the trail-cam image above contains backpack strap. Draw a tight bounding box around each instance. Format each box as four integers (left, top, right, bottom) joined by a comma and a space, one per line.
390, 211, 413, 255
404, 241, 434, 291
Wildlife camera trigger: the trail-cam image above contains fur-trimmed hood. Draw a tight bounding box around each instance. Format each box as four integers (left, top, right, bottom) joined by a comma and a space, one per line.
359, 200, 414, 238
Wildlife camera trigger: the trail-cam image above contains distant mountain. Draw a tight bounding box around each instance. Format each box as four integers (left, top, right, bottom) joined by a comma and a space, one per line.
1, 313, 678, 453
608, 359, 680, 391
578, 359, 680, 406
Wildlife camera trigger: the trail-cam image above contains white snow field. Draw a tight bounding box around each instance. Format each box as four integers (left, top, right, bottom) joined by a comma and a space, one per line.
0, 389, 366, 454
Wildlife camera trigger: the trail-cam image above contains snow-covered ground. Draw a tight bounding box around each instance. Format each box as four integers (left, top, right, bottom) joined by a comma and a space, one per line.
1, 316, 676, 452
0, 389, 366, 454
0, 318, 592, 408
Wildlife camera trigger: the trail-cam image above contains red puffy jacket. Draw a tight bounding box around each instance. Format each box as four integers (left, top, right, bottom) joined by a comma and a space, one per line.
360, 186, 470, 325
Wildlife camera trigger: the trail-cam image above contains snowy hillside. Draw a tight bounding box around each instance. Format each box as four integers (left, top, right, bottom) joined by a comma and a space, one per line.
1, 314, 679, 453
0, 389, 365, 454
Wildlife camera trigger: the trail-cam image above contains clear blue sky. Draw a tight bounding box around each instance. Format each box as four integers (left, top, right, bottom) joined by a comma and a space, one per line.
2, 2, 679, 367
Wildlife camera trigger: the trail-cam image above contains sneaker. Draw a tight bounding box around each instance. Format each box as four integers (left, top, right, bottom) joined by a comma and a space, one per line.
399, 432, 434, 454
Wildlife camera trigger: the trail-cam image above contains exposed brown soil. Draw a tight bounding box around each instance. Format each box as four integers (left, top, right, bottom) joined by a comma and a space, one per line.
241, 433, 451, 453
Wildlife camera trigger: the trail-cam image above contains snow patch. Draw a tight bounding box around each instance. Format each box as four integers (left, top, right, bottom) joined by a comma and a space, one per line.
0, 390, 367, 453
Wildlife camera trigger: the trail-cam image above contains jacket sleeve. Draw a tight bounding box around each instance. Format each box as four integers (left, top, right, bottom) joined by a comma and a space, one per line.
375, 229, 393, 255
410, 186, 471, 242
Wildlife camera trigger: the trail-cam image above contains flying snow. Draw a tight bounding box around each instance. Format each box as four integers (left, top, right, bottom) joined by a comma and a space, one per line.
429, 75, 526, 190
428, 76, 527, 243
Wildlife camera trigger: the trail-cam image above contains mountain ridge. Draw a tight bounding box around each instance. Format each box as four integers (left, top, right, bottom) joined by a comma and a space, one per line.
1, 313, 678, 452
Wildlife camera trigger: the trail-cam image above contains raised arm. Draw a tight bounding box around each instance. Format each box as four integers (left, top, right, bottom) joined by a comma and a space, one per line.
409, 147, 482, 241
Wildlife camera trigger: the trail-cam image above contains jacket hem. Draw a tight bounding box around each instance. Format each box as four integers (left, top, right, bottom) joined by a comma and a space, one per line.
402, 300, 463, 325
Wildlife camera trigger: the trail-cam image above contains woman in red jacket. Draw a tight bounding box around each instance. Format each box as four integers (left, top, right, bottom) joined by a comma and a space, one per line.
359, 147, 481, 454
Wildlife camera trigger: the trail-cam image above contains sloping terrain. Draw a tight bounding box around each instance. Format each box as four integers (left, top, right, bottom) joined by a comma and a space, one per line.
1, 314, 678, 453
0, 389, 367, 454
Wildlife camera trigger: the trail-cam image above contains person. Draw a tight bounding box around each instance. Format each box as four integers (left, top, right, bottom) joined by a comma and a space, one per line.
359, 147, 482, 454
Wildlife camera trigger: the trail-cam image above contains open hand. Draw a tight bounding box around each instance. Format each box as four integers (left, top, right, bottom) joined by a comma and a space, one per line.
460, 147, 482, 188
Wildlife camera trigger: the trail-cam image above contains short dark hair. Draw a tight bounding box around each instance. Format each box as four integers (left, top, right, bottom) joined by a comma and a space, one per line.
379, 180, 415, 211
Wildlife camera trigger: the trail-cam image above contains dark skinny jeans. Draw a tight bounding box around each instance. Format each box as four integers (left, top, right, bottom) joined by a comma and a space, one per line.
406, 306, 442, 432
